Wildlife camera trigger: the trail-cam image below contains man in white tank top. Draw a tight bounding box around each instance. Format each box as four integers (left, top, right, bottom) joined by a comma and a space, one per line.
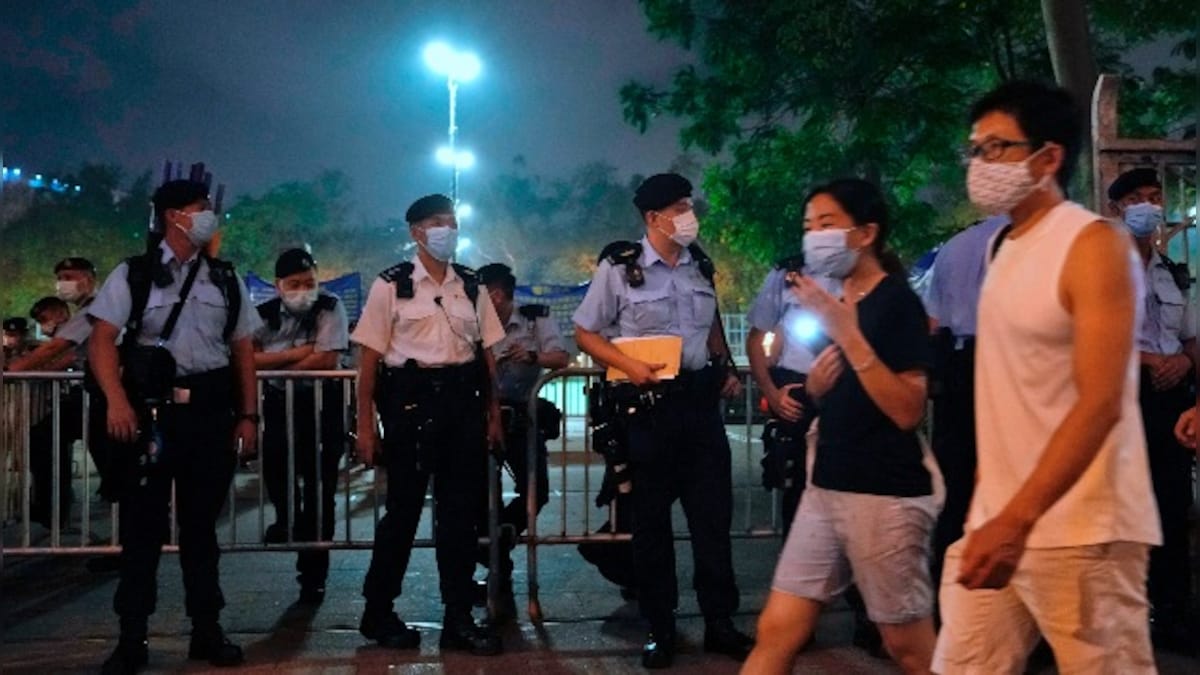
932, 81, 1160, 674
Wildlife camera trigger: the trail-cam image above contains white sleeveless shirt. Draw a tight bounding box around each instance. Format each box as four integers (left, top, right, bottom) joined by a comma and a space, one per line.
968, 201, 1160, 548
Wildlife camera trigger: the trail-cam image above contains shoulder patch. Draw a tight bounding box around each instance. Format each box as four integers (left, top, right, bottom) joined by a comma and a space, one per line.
380, 261, 415, 299
598, 240, 641, 266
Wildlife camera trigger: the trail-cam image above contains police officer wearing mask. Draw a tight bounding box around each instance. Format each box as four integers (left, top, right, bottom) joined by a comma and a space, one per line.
352, 193, 506, 655
88, 179, 261, 674
10, 258, 98, 372
253, 248, 349, 604
474, 262, 570, 614
3, 317, 35, 364
573, 173, 753, 668
1109, 167, 1197, 650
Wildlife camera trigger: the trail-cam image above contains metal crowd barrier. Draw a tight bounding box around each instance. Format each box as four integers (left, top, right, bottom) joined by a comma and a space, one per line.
0, 367, 784, 622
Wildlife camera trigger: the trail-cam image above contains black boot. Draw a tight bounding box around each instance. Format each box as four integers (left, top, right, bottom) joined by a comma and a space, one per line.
703, 616, 754, 661
440, 609, 502, 656
359, 607, 421, 649
188, 621, 244, 667
102, 617, 148, 675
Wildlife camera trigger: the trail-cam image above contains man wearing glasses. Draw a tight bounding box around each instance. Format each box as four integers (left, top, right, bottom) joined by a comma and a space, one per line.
933, 82, 1159, 673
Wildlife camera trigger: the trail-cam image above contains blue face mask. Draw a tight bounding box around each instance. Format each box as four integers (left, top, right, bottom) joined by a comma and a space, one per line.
1122, 202, 1163, 238
176, 210, 220, 246
803, 228, 860, 279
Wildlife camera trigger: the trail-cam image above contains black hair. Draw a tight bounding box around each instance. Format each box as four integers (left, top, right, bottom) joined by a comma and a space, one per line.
30, 296, 69, 320
969, 80, 1083, 190
151, 180, 209, 235
478, 263, 516, 299
804, 178, 906, 277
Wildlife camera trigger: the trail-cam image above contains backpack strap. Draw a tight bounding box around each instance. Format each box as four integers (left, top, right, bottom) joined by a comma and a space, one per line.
989, 224, 1014, 262
205, 256, 242, 342
123, 253, 158, 345
451, 263, 480, 304
598, 240, 644, 288
256, 297, 283, 332
687, 243, 717, 287
1159, 253, 1193, 292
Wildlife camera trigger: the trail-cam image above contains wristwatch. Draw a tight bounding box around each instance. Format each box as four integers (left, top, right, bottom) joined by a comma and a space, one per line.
236, 413, 261, 425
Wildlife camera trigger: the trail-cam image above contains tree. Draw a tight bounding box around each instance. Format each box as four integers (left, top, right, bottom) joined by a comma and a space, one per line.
621, 0, 1197, 281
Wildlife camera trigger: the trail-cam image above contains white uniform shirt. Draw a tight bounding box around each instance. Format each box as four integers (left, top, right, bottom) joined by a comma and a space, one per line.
351, 257, 505, 367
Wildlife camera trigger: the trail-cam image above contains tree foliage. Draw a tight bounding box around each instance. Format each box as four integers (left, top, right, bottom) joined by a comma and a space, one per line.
621, 0, 1197, 276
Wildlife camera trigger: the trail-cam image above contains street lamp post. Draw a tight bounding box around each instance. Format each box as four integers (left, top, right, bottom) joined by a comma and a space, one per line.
424, 42, 481, 204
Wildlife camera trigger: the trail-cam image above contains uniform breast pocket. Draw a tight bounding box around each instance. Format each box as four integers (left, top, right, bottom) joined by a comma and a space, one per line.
191, 282, 229, 327
396, 301, 438, 337
444, 295, 481, 342
1158, 294, 1186, 336
690, 286, 717, 328
627, 288, 674, 331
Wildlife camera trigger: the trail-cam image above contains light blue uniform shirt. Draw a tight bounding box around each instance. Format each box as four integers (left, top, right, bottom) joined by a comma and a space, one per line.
493, 308, 569, 403
88, 242, 262, 376
55, 296, 95, 369
923, 216, 1009, 338
746, 268, 841, 374
573, 236, 718, 371
1139, 251, 1196, 355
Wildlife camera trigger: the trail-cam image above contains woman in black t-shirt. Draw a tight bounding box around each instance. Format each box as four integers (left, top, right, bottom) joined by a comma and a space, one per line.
743, 179, 938, 675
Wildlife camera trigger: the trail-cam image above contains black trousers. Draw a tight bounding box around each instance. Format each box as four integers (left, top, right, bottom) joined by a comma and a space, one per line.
475, 413, 550, 575
930, 340, 977, 585
362, 367, 487, 613
626, 374, 739, 632
112, 402, 236, 621
1139, 370, 1195, 621
29, 386, 80, 527
262, 383, 345, 585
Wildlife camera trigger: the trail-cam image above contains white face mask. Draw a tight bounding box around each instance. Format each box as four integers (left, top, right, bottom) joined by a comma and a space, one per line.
803, 228, 860, 279
281, 289, 319, 314
1122, 202, 1163, 238
662, 210, 699, 247
55, 280, 84, 303
966, 151, 1051, 216
3, 336, 17, 348
420, 225, 458, 262
175, 209, 219, 246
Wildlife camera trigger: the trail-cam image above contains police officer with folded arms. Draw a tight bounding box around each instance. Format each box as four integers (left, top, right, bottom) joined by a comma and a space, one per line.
253, 248, 349, 604
352, 194, 506, 655
474, 262, 569, 613
1108, 168, 1196, 650
88, 179, 261, 674
573, 173, 753, 668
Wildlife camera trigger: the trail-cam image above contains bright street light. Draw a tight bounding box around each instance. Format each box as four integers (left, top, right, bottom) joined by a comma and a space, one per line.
456, 203, 473, 219
436, 147, 476, 169
423, 40, 481, 203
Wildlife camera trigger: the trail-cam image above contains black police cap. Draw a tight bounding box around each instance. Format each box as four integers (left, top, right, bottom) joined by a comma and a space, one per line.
405, 194, 455, 224
3, 317, 29, 333
153, 179, 210, 213
1107, 168, 1161, 202
275, 248, 317, 279
54, 256, 96, 275
477, 263, 515, 287
633, 173, 693, 213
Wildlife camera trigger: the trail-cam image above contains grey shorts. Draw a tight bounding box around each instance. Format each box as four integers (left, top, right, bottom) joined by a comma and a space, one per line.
771, 485, 939, 624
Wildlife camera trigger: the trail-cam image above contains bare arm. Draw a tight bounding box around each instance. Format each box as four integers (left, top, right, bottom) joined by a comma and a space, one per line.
575, 325, 664, 387
229, 336, 259, 455
87, 319, 138, 443
838, 331, 928, 430
746, 326, 775, 398
7, 338, 73, 372
291, 349, 339, 371
538, 349, 570, 370
252, 344, 314, 370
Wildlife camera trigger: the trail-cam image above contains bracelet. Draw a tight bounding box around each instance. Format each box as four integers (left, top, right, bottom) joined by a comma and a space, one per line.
851, 352, 877, 372
237, 413, 261, 425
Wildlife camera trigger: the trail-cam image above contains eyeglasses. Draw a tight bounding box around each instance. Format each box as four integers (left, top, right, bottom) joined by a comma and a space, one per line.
963, 138, 1036, 163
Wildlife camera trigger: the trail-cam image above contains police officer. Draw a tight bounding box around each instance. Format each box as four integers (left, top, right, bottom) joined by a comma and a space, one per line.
474, 262, 569, 613
253, 248, 349, 604
3, 317, 35, 363
921, 215, 1008, 590
746, 257, 840, 534
88, 179, 261, 674
353, 194, 505, 655
1108, 168, 1196, 651
573, 173, 754, 668
11, 258, 101, 527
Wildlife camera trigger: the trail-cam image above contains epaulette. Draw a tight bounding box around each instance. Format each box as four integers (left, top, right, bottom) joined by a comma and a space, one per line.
774, 253, 805, 274
204, 256, 242, 341
451, 263, 480, 303
380, 261, 415, 299
518, 303, 550, 320
257, 297, 283, 331
314, 293, 338, 312
599, 240, 645, 288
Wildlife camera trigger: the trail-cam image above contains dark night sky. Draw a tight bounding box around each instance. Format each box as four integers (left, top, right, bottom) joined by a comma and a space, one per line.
0, 0, 692, 219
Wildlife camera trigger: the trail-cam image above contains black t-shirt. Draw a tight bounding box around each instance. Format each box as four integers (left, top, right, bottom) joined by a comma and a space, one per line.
812, 274, 934, 497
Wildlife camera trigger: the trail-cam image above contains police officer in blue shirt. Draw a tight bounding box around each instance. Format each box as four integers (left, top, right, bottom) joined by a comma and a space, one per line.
253, 248, 349, 604
474, 262, 569, 613
573, 173, 753, 668
352, 194, 506, 656
88, 179, 261, 674
1108, 168, 1196, 650
921, 215, 1007, 588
